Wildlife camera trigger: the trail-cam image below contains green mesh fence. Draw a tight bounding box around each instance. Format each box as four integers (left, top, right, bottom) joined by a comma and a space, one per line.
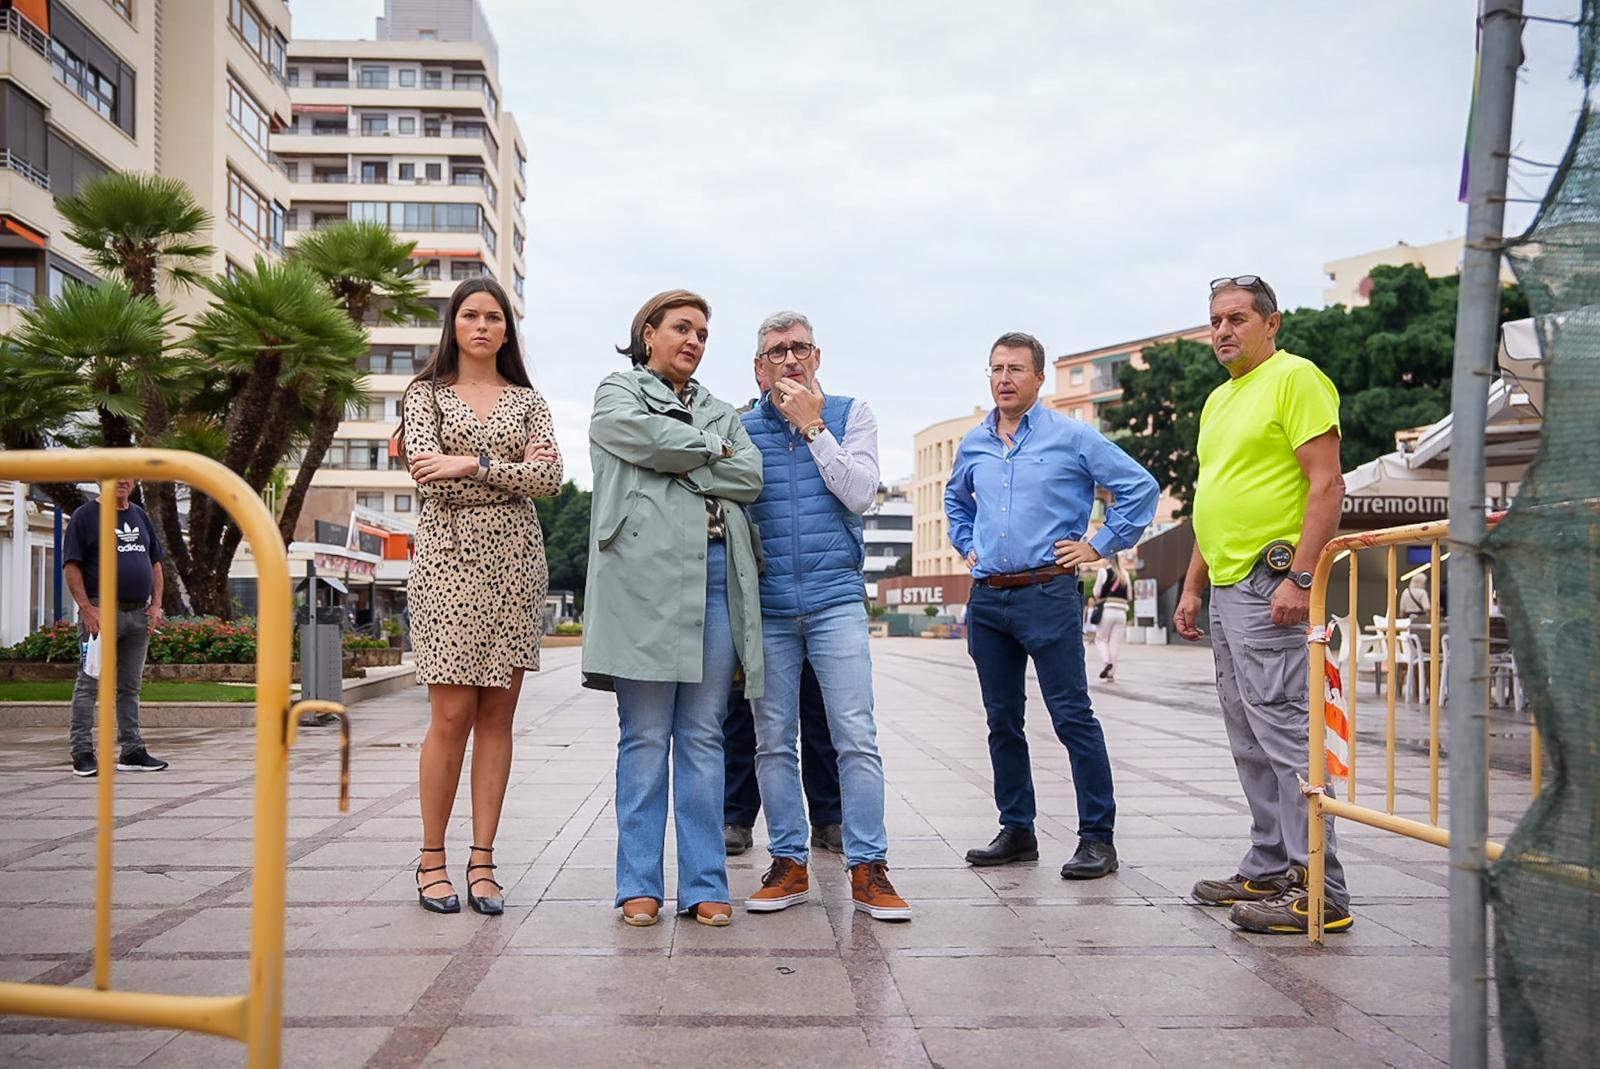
1485, 4, 1600, 1065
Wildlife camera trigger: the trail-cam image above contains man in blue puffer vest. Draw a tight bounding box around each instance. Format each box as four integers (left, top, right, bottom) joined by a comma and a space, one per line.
739, 311, 912, 922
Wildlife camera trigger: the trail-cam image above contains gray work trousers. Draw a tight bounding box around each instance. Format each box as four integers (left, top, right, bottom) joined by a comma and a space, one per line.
1210, 562, 1349, 906
69, 604, 150, 755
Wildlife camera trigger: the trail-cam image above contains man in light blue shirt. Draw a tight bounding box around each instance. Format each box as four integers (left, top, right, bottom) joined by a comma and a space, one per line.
945, 332, 1158, 878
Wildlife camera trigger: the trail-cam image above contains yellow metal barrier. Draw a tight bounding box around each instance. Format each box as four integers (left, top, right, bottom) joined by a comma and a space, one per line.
1305, 518, 1537, 944
0, 449, 348, 1068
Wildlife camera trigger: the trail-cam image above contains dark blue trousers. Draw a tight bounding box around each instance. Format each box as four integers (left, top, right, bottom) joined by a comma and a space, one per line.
724, 659, 842, 827
966, 578, 1116, 843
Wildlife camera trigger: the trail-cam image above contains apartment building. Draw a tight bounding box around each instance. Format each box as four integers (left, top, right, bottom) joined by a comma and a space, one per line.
910, 406, 987, 577
862, 483, 913, 598
274, 0, 528, 521
0, 0, 292, 643
1049, 324, 1210, 430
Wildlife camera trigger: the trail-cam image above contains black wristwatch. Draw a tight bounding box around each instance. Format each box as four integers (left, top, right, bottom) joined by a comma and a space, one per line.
1286, 569, 1314, 590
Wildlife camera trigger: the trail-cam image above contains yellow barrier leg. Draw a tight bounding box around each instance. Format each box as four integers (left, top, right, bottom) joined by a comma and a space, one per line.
95, 479, 117, 991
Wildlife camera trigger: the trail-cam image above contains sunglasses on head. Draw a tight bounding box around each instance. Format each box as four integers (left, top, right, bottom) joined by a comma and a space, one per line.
1209, 275, 1278, 314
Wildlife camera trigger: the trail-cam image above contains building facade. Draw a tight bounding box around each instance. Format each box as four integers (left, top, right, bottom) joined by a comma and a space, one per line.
910, 406, 987, 577
1049, 324, 1210, 430
273, 0, 528, 523
0, 0, 293, 644
862, 482, 913, 598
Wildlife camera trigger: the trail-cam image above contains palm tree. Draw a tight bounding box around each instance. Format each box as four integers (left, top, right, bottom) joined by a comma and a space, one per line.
278, 220, 433, 542
180, 257, 368, 617
0, 339, 90, 512
58, 172, 216, 613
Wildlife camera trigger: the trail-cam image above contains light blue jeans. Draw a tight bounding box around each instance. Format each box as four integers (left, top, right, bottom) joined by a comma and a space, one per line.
753, 600, 888, 866
612, 541, 735, 911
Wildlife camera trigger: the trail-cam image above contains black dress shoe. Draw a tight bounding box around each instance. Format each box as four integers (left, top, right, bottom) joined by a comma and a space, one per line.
965, 827, 1040, 867
1059, 840, 1118, 880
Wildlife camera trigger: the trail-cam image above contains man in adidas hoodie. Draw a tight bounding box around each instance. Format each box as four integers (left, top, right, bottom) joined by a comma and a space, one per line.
739, 311, 911, 922
63, 478, 169, 776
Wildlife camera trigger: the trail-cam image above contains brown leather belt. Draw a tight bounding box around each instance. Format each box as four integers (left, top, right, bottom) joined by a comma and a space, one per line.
981, 564, 1071, 589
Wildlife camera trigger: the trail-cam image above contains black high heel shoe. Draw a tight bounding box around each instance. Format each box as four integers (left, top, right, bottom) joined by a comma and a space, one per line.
416, 846, 460, 914
466, 845, 503, 916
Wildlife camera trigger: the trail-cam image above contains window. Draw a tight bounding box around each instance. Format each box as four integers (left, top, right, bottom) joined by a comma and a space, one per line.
227, 0, 287, 81
415, 259, 440, 279
1069, 366, 1084, 385
360, 114, 389, 136
423, 70, 443, 90
227, 168, 285, 251
50, 4, 135, 136
314, 72, 349, 88
312, 166, 347, 183
451, 260, 483, 280
359, 161, 387, 183
425, 162, 442, 181
226, 76, 272, 161
358, 65, 389, 89
423, 117, 441, 137
513, 269, 524, 298
48, 259, 93, 300
356, 492, 383, 510
108, 0, 133, 18
46, 129, 111, 201
393, 493, 413, 513
515, 146, 526, 179
399, 69, 417, 88
0, 259, 38, 307
223, 260, 245, 282
398, 116, 415, 136
350, 201, 490, 236
512, 227, 524, 256
2, 85, 48, 187
286, 67, 300, 86
399, 162, 415, 181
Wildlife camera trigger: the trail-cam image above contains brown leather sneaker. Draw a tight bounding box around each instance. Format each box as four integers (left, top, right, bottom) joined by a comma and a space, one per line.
694, 902, 733, 927
851, 861, 912, 921
744, 857, 811, 912
620, 897, 660, 927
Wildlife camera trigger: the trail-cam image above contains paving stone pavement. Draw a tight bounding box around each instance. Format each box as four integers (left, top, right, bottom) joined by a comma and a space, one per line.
0, 638, 1529, 1068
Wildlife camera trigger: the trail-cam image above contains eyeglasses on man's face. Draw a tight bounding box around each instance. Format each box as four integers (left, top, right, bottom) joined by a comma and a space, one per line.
985, 364, 1035, 381
759, 341, 816, 363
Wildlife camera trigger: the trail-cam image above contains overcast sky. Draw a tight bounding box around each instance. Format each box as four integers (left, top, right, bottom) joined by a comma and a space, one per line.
292, 2, 1585, 488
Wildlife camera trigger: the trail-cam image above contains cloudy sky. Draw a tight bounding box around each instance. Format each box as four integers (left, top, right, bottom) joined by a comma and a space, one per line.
292, 2, 1585, 488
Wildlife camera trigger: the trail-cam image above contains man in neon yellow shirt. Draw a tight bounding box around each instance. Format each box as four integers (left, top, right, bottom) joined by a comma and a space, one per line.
1174, 275, 1352, 934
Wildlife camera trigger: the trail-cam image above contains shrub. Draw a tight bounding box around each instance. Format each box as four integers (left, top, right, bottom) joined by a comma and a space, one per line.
554, 622, 583, 635
343, 635, 390, 651
0, 621, 79, 662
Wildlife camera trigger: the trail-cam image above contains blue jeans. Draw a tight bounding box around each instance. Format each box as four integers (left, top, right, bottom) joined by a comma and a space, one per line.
613, 541, 736, 910
966, 579, 1116, 843
725, 659, 842, 828
753, 600, 887, 866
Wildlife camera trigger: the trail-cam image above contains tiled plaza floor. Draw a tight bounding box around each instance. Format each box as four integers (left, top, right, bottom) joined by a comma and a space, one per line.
0, 638, 1528, 1067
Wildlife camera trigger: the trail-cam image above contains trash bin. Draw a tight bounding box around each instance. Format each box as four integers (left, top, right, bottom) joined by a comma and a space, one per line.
297, 603, 344, 705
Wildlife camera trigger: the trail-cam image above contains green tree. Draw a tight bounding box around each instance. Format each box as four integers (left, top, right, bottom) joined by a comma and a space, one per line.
5, 280, 175, 451
180, 257, 368, 617
1106, 265, 1531, 515
57, 172, 215, 614
1103, 338, 1225, 516
280, 220, 433, 543
534, 481, 591, 604
0, 340, 90, 512
884, 552, 912, 577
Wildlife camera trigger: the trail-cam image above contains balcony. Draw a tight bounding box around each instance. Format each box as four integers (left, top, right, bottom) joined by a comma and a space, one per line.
1, 9, 48, 59
0, 150, 49, 191
0, 280, 37, 310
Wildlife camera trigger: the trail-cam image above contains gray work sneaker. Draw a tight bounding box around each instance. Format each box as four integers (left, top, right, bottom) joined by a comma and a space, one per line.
723, 824, 753, 856
1191, 865, 1302, 907
1229, 887, 1354, 934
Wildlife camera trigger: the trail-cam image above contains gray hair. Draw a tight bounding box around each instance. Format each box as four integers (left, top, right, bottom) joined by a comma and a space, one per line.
756, 310, 815, 353
1210, 279, 1279, 321
990, 331, 1046, 374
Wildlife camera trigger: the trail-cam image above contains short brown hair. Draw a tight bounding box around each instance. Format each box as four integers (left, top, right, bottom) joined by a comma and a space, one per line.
990, 332, 1046, 374
616, 289, 711, 365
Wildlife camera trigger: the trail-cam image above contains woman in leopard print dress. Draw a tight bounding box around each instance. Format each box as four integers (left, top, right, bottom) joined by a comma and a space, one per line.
397, 277, 562, 917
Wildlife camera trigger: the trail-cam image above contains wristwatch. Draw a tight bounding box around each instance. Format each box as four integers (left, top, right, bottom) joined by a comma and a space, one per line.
1286, 569, 1314, 590
803, 422, 825, 443
475, 452, 492, 479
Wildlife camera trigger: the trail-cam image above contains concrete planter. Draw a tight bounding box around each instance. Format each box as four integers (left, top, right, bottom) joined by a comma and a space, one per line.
1, 657, 367, 683
350, 648, 403, 668
543, 634, 583, 648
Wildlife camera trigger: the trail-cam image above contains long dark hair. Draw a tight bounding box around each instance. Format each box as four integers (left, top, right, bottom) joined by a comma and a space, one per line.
393, 277, 531, 462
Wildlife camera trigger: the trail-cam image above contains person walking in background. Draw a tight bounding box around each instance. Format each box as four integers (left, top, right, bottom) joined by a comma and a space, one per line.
63, 478, 168, 777
399, 277, 563, 917
584, 289, 766, 929
1173, 274, 1352, 934
724, 358, 842, 858
1089, 555, 1133, 682
1398, 572, 1430, 618
946, 332, 1158, 879
740, 310, 911, 922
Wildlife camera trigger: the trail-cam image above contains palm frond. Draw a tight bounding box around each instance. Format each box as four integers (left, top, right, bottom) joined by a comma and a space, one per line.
56, 172, 215, 293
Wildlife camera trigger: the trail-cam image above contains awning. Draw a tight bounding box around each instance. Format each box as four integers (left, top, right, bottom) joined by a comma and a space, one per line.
2, 217, 46, 247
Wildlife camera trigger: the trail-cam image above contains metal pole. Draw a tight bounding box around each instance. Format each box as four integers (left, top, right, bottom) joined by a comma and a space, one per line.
1448, 3, 1522, 1067
53, 505, 64, 623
